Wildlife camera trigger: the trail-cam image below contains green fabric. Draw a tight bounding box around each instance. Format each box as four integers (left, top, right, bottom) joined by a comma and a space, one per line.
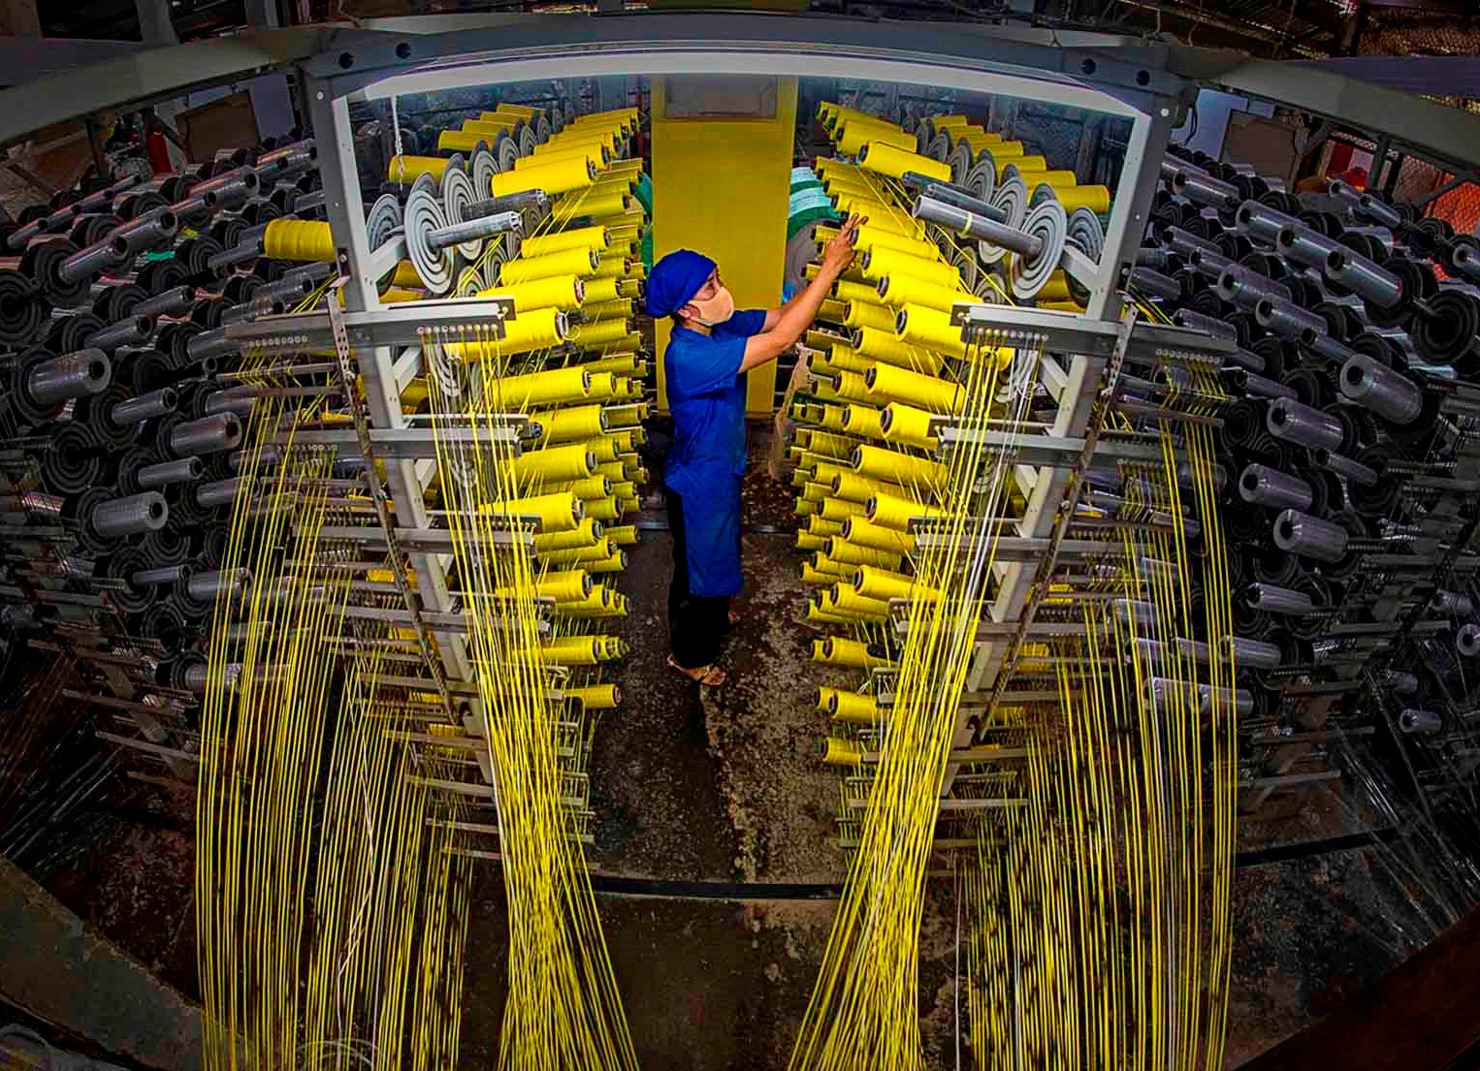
633, 172, 653, 216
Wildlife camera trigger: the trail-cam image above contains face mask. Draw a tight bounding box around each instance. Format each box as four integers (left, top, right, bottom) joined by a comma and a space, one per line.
687, 286, 735, 327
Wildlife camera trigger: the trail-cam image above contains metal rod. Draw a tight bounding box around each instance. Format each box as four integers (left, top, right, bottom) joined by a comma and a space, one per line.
1238, 463, 1313, 510
137, 456, 202, 488
1274, 509, 1349, 563
27, 349, 110, 404
913, 196, 1042, 258
90, 491, 168, 538
1339, 353, 1423, 424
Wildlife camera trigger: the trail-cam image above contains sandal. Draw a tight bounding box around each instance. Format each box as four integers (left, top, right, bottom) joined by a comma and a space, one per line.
667, 653, 727, 687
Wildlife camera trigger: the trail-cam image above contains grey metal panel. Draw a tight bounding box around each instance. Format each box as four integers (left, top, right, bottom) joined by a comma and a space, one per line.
1166, 45, 1480, 171
309, 14, 1184, 107
0, 37, 148, 87
1295, 55, 1480, 99
0, 27, 330, 146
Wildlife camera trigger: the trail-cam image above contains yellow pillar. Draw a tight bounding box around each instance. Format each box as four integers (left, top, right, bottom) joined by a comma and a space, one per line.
650, 75, 798, 416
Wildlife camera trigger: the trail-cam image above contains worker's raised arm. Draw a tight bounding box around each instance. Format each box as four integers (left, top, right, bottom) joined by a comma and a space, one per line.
740, 215, 864, 373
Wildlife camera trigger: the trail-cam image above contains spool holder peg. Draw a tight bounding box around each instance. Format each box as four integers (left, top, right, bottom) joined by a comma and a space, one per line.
912, 192, 1082, 301
1254, 297, 1327, 347
404, 173, 522, 295
1234, 199, 1301, 245
70, 487, 170, 556
1166, 163, 1240, 210
1339, 352, 1425, 426
899, 173, 1008, 223
10, 348, 112, 425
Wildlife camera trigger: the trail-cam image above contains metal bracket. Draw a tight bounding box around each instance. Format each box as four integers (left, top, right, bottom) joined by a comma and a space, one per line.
225, 295, 515, 351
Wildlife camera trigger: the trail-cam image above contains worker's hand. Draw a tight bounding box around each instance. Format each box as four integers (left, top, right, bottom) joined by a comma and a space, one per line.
821, 213, 866, 274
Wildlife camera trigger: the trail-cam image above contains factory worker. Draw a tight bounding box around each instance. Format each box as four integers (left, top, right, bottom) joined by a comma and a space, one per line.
646, 214, 864, 686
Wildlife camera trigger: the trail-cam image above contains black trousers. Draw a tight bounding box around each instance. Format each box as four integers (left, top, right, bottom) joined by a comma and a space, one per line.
666, 487, 732, 670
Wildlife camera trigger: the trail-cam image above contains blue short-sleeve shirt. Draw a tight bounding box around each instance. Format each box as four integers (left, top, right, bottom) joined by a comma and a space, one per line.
663, 308, 767, 596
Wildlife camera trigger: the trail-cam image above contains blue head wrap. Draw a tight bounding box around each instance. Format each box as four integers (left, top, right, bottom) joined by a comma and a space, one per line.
645, 249, 716, 318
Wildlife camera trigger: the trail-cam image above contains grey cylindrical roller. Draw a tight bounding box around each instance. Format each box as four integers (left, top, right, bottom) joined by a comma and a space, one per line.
1431, 590, 1475, 617
1311, 449, 1378, 487
1238, 464, 1313, 511
1457, 623, 1480, 658
1172, 308, 1238, 340
90, 491, 168, 538
132, 563, 191, 586
85, 315, 153, 352
111, 386, 177, 425
187, 327, 239, 362
1178, 168, 1239, 209
1266, 398, 1343, 452
1148, 678, 1254, 718
1246, 582, 1316, 615
1385, 670, 1419, 695
1324, 248, 1403, 309
204, 387, 257, 416
1356, 193, 1403, 229
1162, 226, 1219, 259
195, 477, 242, 508
1129, 267, 1180, 301
426, 210, 523, 251
133, 286, 195, 319
1217, 267, 1290, 309
1274, 509, 1349, 563
1310, 334, 1358, 366
169, 195, 213, 227
1227, 635, 1282, 670
1234, 199, 1300, 243
27, 349, 111, 404
1339, 353, 1423, 425
464, 189, 551, 218
912, 196, 1043, 257
111, 210, 178, 256
1255, 298, 1327, 343
1275, 226, 1342, 269
1230, 369, 1296, 400
187, 568, 250, 603
1399, 708, 1443, 735
58, 238, 127, 284
169, 414, 242, 456
137, 456, 202, 488
1185, 247, 1234, 280
915, 181, 1008, 222
1112, 599, 1156, 627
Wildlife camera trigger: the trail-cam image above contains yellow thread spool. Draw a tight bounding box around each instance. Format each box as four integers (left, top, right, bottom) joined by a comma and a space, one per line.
833, 279, 883, 306
822, 736, 864, 769
570, 318, 634, 348
841, 405, 886, 441
832, 471, 917, 505
590, 253, 633, 279
554, 193, 632, 223
538, 539, 617, 566
532, 516, 603, 552
854, 564, 938, 603
459, 119, 515, 136
262, 219, 334, 262
585, 550, 628, 574
810, 554, 854, 578
456, 308, 567, 358
479, 274, 586, 312
838, 508, 909, 553
584, 498, 622, 522
514, 146, 607, 171
583, 352, 640, 375
1049, 184, 1112, 214
819, 405, 849, 432
584, 298, 635, 322
830, 690, 884, 727
797, 429, 855, 459
853, 326, 942, 375
895, 304, 967, 358
835, 121, 915, 156
828, 531, 907, 566
605, 525, 638, 546
861, 246, 956, 289
818, 298, 848, 324
566, 683, 621, 709
583, 277, 622, 304
827, 587, 891, 618
986, 139, 1027, 158
391, 260, 422, 289
877, 272, 973, 312
531, 405, 606, 444
437, 130, 489, 154
380, 287, 423, 303
843, 300, 898, 333
482, 365, 591, 407
520, 225, 609, 257
488, 102, 539, 119
484, 491, 583, 532
386, 155, 451, 183
823, 345, 873, 375
858, 141, 951, 183
807, 517, 845, 539
868, 491, 942, 531
566, 475, 611, 501
880, 402, 940, 450
492, 157, 595, 197
512, 443, 595, 483
831, 371, 872, 405
1036, 271, 1072, 303
498, 248, 600, 285
815, 637, 893, 669
855, 443, 948, 488
865, 361, 964, 415
843, 223, 942, 260
819, 498, 867, 523
798, 557, 832, 580
801, 481, 829, 503
542, 636, 611, 665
